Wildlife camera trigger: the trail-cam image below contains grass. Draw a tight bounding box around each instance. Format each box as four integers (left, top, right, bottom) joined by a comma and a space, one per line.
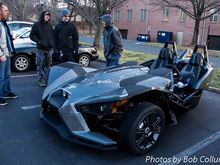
98, 49, 155, 63
210, 68, 220, 89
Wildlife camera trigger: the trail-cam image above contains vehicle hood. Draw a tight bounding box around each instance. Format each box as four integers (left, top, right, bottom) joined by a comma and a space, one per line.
43, 63, 171, 106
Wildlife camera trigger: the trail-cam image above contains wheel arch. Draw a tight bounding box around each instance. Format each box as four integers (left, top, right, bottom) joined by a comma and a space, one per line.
129, 90, 176, 125
13, 52, 35, 61
78, 52, 92, 59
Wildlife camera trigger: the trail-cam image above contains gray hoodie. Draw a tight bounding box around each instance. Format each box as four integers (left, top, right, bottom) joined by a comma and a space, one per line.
0, 21, 9, 56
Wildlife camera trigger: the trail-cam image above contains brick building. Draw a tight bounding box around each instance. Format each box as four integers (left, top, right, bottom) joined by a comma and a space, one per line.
113, 0, 220, 49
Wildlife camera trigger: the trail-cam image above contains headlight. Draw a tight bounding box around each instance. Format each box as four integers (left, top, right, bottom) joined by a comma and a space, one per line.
62, 90, 67, 97
62, 89, 71, 98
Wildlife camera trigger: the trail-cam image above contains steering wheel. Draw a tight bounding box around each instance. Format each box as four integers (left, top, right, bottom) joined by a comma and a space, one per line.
165, 64, 180, 84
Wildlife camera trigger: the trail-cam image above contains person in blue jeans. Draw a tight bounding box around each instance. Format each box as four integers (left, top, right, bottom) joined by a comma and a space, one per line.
100, 14, 123, 67
30, 11, 54, 87
0, 3, 18, 106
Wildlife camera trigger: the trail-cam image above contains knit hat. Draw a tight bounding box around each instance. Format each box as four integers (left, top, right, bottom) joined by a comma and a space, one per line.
60, 9, 70, 17
100, 14, 112, 26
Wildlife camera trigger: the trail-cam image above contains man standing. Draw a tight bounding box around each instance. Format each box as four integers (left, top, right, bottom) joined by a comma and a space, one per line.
0, 3, 17, 106
100, 14, 123, 67
54, 9, 79, 63
30, 11, 54, 87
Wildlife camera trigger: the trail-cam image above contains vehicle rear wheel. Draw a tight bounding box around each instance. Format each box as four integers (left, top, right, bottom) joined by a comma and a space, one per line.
78, 54, 90, 66
12, 54, 31, 72
120, 102, 165, 154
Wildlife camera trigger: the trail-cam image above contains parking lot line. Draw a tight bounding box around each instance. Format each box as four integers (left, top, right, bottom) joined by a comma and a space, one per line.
21, 104, 41, 110
159, 130, 220, 165
12, 74, 37, 78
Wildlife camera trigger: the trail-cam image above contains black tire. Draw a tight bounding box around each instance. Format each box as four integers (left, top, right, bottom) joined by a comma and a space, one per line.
12, 54, 31, 72
78, 54, 90, 66
120, 102, 165, 154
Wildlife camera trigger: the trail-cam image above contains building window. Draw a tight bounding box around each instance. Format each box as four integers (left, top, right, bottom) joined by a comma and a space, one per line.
210, 9, 218, 23
162, 8, 169, 21
178, 10, 186, 21
140, 9, 147, 22
127, 10, 132, 21
114, 10, 120, 21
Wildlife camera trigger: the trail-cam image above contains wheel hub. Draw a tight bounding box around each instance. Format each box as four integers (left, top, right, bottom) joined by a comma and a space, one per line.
144, 127, 150, 134
15, 57, 29, 71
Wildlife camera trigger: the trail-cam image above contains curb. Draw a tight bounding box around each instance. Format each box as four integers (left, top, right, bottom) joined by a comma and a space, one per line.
208, 87, 220, 94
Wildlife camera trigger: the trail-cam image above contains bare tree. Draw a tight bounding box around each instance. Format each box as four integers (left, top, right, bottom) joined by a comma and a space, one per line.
2, 0, 39, 21
155, 0, 220, 44
64, 0, 127, 46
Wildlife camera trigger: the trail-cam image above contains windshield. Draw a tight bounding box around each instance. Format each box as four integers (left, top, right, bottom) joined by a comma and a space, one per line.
16, 27, 31, 36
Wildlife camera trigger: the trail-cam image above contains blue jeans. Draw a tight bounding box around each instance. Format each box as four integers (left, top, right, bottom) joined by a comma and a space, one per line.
36, 50, 52, 82
105, 53, 120, 67
0, 57, 11, 98
106, 58, 119, 67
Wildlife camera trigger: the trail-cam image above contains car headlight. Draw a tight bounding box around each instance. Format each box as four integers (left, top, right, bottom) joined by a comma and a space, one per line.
62, 89, 71, 98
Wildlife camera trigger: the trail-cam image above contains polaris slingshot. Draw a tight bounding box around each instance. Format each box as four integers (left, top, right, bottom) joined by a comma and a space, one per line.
41, 43, 213, 154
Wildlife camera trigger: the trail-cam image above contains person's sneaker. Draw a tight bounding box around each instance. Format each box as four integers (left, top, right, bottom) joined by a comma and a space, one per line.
3, 92, 18, 99
39, 78, 46, 87
0, 98, 7, 106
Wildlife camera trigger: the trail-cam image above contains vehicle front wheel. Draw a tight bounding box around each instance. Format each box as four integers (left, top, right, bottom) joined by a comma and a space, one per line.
78, 54, 90, 66
12, 54, 31, 72
120, 102, 165, 154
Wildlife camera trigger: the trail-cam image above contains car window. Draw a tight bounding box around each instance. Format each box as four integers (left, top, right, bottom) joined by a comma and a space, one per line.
8, 23, 20, 31
8, 22, 33, 32
20, 23, 32, 29
16, 28, 29, 36
21, 31, 31, 38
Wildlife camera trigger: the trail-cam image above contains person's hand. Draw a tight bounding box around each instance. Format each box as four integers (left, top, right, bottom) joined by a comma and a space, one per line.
0, 55, 7, 62
73, 50, 78, 56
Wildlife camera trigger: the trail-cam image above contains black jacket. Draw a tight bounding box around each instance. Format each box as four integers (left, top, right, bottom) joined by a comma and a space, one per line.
54, 21, 79, 54
30, 11, 54, 51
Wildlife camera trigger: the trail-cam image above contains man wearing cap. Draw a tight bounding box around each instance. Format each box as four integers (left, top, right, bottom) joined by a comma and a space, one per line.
100, 14, 123, 67
54, 9, 79, 63
30, 11, 54, 87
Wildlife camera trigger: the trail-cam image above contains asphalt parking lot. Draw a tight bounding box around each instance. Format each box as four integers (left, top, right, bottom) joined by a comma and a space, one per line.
1, 62, 220, 165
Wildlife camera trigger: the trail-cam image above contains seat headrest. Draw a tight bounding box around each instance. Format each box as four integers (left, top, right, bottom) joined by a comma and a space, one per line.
189, 53, 204, 66
158, 48, 172, 60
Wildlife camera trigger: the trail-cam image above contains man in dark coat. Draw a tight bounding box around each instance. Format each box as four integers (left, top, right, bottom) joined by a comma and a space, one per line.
100, 14, 123, 67
54, 9, 79, 63
30, 11, 54, 87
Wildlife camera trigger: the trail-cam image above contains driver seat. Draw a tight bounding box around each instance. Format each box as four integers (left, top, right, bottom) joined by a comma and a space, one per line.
179, 52, 204, 88
150, 47, 173, 69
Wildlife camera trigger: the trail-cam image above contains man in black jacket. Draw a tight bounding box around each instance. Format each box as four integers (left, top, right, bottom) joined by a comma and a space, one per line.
30, 11, 54, 87
54, 9, 79, 63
